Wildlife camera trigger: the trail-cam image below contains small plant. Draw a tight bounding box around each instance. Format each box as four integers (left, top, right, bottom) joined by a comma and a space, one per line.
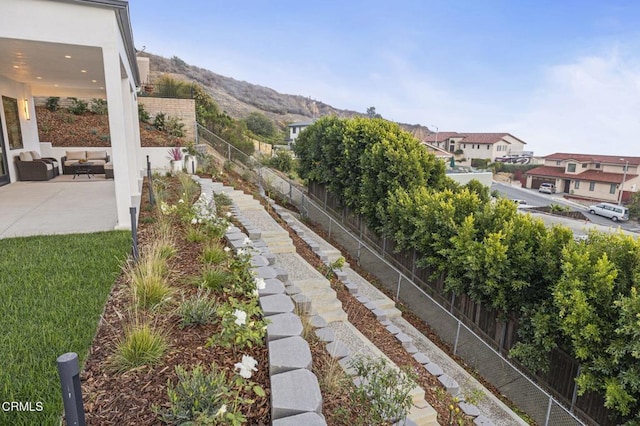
185, 225, 206, 242
89, 128, 98, 135
549, 203, 572, 213
108, 321, 167, 372
177, 288, 218, 328
155, 361, 265, 426
201, 267, 232, 291
177, 172, 199, 204
126, 240, 175, 310
45, 96, 60, 111
166, 115, 186, 137
67, 97, 88, 115
201, 243, 228, 265
324, 256, 346, 279
90, 98, 108, 115
167, 147, 183, 162
153, 112, 167, 131
138, 103, 150, 123
208, 297, 267, 351
348, 356, 417, 425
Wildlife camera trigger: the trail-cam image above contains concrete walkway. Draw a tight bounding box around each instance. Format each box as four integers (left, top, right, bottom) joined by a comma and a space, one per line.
198, 177, 438, 426
0, 179, 117, 239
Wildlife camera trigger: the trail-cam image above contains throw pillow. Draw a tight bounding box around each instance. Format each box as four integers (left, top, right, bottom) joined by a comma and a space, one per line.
19, 151, 33, 162
30, 151, 42, 159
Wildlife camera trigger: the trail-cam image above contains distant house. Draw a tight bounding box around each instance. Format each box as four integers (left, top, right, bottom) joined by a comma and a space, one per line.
287, 121, 314, 147
421, 132, 527, 165
525, 153, 640, 203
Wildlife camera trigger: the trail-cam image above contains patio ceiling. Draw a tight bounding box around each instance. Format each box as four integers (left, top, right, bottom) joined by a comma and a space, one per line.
0, 37, 106, 98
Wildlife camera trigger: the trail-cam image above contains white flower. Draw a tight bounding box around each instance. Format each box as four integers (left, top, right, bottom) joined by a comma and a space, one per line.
243, 237, 252, 246
190, 218, 197, 225
233, 309, 247, 326
234, 355, 258, 379
215, 404, 227, 417
226, 212, 232, 218
237, 248, 247, 256
178, 198, 184, 204
224, 247, 231, 253
255, 278, 266, 290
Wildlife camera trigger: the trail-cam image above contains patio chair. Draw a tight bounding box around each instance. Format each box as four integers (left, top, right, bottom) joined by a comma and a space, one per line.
14, 154, 56, 181
29, 150, 59, 176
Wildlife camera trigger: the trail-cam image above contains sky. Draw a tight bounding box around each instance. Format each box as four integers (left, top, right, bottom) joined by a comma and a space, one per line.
128, 1, 640, 157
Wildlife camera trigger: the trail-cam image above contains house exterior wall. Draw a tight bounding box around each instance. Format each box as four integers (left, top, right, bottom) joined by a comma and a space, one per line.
138, 97, 196, 141
0, 76, 38, 183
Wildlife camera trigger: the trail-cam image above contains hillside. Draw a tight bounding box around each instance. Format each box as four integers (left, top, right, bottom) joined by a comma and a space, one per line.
140, 52, 434, 138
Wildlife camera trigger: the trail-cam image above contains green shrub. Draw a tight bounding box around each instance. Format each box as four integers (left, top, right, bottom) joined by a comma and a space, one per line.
348, 356, 417, 424
109, 322, 167, 372
269, 150, 294, 173
470, 158, 490, 169
153, 112, 167, 131
201, 267, 232, 291
45, 96, 60, 111
177, 288, 218, 328
186, 225, 206, 243
67, 97, 88, 115
90, 98, 108, 115
201, 243, 228, 265
138, 103, 150, 123
166, 115, 186, 137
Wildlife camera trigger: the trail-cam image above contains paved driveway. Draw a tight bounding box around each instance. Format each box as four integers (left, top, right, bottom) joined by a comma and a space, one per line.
0, 179, 117, 239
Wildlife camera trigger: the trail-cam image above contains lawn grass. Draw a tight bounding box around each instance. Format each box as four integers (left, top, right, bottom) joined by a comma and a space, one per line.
0, 231, 131, 425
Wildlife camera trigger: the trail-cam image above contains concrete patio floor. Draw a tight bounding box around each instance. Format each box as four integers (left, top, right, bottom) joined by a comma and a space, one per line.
0, 177, 117, 239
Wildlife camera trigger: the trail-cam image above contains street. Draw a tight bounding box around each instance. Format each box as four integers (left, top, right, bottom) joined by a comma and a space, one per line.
491, 182, 640, 236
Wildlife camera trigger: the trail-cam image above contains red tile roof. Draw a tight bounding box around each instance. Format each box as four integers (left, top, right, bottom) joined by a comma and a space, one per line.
526, 166, 637, 184
421, 132, 525, 145
544, 152, 640, 166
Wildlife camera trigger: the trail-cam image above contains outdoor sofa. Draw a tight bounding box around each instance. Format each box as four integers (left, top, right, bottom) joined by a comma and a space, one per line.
61, 150, 109, 175
14, 151, 60, 181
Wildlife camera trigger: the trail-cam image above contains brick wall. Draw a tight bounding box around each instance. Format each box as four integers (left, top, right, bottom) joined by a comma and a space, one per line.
138, 97, 196, 141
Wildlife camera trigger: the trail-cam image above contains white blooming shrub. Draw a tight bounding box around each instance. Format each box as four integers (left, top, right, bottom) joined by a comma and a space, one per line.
208, 297, 267, 350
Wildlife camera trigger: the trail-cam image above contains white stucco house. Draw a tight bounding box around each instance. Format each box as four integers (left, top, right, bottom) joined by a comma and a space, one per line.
287, 120, 314, 147
0, 0, 142, 229
422, 132, 527, 165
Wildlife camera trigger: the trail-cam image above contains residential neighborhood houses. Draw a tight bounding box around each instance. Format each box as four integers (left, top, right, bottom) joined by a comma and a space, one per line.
525, 153, 640, 204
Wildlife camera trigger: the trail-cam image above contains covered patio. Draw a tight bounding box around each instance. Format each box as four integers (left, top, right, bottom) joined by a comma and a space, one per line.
0, 0, 142, 231
0, 178, 117, 238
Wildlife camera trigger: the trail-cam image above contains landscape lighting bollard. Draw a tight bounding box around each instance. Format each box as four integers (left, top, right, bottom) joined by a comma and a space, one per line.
57, 352, 86, 426
130, 207, 139, 262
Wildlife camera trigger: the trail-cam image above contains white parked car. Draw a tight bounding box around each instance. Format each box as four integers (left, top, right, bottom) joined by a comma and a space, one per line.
588, 203, 629, 222
538, 183, 556, 194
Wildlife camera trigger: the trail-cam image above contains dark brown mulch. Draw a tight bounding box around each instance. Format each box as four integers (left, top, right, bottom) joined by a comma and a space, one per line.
81, 176, 270, 425
36, 106, 184, 148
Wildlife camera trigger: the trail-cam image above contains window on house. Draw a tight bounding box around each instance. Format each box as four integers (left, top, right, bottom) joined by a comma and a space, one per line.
589, 182, 595, 191
610, 183, 616, 194
556, 160, 561, 165
292, 127, 297, 134
582, 163, 587, 168
463, 144, 466, 149
623, 164, 629, 171
595, 163, 601, 169
487, 145, 490, 150
574, 180, 580, 189
567, 163, 576, 172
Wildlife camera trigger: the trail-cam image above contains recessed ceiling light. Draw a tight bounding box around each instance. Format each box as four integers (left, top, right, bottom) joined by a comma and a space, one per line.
81, 69, 87, 73
13, 65, 19, 68
91, 79, 97, 83
36, 76, 42, 80
54, 84, 58, 87
64, 55, 72, 59
100, 87, 104, 90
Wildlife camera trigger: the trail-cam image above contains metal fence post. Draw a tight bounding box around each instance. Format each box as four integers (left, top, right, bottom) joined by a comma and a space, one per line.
227, 144, 231, 160
453, 320, 461, 354
545, 397, 553, 426
328, 216, 332, 239
396, 273, 402, 300
570, 365, 581, 412
130, 207, 139, 262
146, 155, 155, 206
357, 240, 361, 266
57, 352, 86, 426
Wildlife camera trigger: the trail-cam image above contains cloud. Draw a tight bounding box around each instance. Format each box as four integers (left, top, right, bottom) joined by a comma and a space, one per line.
507, 47, 640, 156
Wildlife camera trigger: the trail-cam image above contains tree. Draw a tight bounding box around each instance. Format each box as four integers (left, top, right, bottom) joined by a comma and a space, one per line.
244, 112, 276, 139
366, 106, 382, 118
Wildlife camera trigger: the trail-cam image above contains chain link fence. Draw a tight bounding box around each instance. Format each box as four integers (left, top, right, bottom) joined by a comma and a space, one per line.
197, 125, 586, 426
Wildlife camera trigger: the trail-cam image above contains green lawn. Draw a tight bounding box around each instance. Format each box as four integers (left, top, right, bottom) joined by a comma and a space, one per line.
0, 231, 131, 425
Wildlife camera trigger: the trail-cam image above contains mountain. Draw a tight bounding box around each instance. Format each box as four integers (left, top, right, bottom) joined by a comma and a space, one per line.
139, 52, 433, 138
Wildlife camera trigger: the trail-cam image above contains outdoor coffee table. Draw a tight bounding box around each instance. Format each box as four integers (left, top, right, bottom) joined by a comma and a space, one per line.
72, 161, 94, 179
